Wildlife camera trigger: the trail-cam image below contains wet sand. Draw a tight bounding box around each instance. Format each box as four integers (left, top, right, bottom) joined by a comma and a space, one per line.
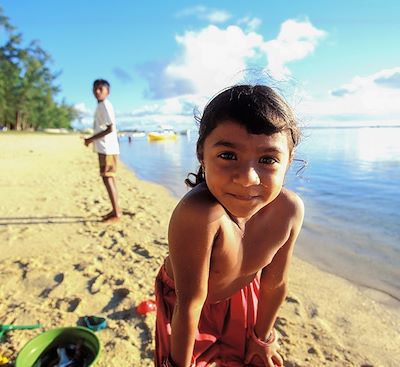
0, 133, 399, 366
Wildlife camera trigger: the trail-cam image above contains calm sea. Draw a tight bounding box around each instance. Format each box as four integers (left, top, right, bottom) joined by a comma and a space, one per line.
119, 127, 400, 302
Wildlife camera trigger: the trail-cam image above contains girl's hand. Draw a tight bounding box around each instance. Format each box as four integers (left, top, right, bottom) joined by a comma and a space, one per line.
244, 329, 283, 367
162, 355, 195, 367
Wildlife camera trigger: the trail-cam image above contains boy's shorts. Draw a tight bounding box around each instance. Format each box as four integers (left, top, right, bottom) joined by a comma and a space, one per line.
98, 154, 118, 177
155, 265, 262, 367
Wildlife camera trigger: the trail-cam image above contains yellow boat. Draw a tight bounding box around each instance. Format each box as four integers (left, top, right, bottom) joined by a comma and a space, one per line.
147, 130, 177, 141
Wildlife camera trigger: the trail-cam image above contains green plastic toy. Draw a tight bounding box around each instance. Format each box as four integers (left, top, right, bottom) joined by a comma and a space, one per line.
16, 326, 101, 367
0, 324, 42, 342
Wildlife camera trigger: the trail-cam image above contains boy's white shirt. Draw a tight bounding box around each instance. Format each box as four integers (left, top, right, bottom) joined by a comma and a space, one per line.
93, 99, 120, 155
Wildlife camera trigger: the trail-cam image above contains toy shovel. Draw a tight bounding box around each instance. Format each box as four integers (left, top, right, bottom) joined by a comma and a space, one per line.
0, 323, 42, 342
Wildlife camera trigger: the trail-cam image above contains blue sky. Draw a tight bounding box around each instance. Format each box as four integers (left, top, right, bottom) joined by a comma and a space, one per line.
2, 0, 400, 129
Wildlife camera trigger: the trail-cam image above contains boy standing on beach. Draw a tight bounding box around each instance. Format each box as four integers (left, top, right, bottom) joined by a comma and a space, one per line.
84, 79, 121, 222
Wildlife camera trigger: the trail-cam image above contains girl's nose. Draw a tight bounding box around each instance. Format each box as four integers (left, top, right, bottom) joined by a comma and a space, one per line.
232, 165, 261, 186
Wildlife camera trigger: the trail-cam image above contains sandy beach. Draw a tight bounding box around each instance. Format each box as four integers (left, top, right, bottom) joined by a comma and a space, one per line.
0, 133, 399, 367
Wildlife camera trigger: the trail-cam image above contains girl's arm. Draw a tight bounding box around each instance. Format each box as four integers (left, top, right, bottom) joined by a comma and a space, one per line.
168, 194, 219, 367
245, 194, 304, 367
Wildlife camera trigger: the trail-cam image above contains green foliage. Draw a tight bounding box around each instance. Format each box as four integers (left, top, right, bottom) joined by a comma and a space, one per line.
0, 7, 77, 130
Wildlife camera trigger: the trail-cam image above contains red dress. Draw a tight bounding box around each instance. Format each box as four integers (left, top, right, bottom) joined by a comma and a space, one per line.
155, 265, 263, 366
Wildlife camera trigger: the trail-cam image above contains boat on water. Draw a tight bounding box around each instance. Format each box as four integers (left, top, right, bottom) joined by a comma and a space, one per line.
130, 132, 146, 138
147, 126, 177, 141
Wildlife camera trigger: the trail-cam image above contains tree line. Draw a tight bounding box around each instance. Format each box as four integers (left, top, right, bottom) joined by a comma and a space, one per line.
0, 7, 77, 130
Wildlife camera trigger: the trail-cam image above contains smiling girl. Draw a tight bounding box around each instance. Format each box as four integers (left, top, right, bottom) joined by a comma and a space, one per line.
155, 85, 304, 367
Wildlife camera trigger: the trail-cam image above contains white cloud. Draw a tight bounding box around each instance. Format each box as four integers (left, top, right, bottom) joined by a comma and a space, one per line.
74, 102, 91, 116
118, 112, 193, 131
137, 19, 327, 127
71, 103, 93, 128
330, 67, 400, 96
176, 6, 231, 23
141, 19, 326, 100
299, 67, 400, 125
238, 16, 262, 32
262, 19, 326, 80
119, 95, 206, 130
374, 69, 400, 88
206, 10, 231, 24
72, 98, 198, 130
74, 102, 91, 114
165, 25, 265, 97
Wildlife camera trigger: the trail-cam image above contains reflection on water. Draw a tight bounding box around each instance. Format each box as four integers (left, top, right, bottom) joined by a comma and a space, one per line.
120, 134, 199, 198
120, 127, 400, 300
356, 128, 400, 162
287, 127, 400, 244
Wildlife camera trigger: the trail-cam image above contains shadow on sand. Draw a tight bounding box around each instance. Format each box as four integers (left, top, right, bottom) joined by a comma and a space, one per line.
0, 215, 101, 226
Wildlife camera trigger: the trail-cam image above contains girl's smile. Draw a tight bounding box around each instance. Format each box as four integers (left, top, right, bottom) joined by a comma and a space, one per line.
201, 120, 291, 219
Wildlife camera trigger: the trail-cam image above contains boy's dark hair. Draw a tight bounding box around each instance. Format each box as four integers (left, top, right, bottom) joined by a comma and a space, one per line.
93, 79, 110, 89
185, 84, 301, 188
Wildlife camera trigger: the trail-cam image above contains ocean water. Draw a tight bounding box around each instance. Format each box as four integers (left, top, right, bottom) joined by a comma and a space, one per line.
119, 127, 400, 302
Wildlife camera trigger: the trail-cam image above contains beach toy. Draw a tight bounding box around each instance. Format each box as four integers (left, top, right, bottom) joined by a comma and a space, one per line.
15, 326, 101, 367
136, 300, 156, 315
0, 323, 42, 342
83, 316, 107, 332
0, 355, 10, 365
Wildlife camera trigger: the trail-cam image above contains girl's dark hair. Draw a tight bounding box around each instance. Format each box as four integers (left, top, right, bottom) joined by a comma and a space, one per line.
185, 84, 301, 188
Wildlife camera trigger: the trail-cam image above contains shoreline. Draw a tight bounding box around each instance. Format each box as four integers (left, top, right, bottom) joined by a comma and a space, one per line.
119, 145, 400, 310
295, 227, 400, 313
125, 169, 400, 311
1, 133, 399, 366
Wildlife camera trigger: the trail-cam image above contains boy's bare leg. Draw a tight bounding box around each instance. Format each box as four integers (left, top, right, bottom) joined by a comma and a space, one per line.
102, 176, 121, 221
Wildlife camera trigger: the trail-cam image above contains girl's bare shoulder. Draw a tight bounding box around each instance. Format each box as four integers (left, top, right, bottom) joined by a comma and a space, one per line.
280, 187, 304, 210
274, 188, 305, 226
171, 183, 226, 225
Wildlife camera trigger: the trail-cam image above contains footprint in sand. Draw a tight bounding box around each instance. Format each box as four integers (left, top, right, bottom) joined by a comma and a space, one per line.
286, 295, 300, 304
275, 317, 289, 337
55, 297, 81, 312
153, 239, 168, 246
104, 340, 116, 352
285, 294, 304, 317
14, 260, 29, 279
310, 330, 321, 341
107, 308, 135, 320
307, 345, 322, 358
115, 247, 127, 257
106, 237, 118, 251
122, 210, 135, 219
102, 288, 130, 312
114, 278, 124, 286
88, 273, 105, 294
73, 262, 89, 272
39, 273, 64, 298
131, 244, 151, 259
99, 230, 107, 238
308, 305, 319, 318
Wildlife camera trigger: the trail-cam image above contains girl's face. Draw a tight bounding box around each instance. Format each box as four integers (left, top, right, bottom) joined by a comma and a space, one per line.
201, 120, 292, 219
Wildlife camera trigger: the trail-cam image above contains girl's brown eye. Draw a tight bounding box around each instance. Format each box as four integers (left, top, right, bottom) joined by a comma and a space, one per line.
218, 152, 237, 160
259, 157, 277, 164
